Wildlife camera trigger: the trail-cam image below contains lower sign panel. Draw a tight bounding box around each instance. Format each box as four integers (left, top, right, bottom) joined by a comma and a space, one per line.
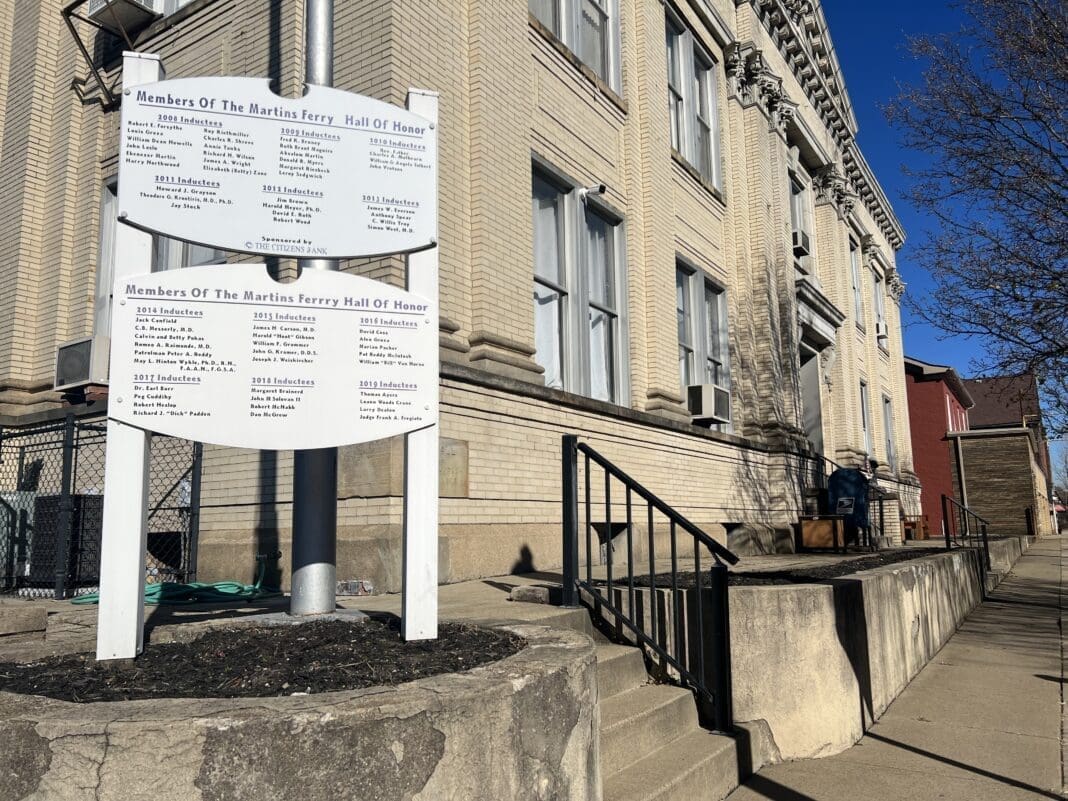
109, 264, 438, 450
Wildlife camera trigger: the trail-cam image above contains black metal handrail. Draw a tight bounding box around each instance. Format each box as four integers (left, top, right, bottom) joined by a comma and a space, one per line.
942, 494, 991, 572
561, 435, 739, 731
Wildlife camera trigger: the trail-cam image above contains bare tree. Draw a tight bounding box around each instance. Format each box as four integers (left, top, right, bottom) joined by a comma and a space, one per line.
887, 0, 1067, 434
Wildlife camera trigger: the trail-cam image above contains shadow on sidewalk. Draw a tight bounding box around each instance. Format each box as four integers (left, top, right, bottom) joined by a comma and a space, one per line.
738, 775, 819, 801
865, 732, 1063, 800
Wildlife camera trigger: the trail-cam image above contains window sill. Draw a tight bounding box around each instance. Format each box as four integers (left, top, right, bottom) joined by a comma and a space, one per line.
855, 322, 867, 335
529, 15, 628, 116
671, 150, 725, 206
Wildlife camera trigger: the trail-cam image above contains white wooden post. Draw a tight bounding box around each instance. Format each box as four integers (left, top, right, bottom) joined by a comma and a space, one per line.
402, 89, 439, 640
95, 52, 162, 660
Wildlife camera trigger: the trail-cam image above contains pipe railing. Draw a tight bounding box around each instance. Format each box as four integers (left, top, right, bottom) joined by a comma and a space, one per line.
561, 434, 738, 731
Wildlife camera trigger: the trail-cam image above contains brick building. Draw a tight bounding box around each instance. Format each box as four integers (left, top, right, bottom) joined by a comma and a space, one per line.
903, 356, 973, 537
0, 0, 919, 591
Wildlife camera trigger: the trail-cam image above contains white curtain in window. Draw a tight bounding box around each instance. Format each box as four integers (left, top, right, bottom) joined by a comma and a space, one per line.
585, 209, 615, 401
677, 270, 693, 387
580, 0, 609, 81
93, 184, 118, 337
534, 285, 563, 389
529, 0, 558, 34
533, 177, 565, 387
589, 308, 613, 401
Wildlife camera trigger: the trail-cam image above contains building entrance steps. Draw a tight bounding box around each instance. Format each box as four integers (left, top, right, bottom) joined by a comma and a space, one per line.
726, 534, 1066, 801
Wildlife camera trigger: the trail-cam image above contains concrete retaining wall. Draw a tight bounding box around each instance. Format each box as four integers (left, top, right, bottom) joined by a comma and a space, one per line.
0, 625, 599, 801
731, 541, 1030, 760
601, 540, 1030, 763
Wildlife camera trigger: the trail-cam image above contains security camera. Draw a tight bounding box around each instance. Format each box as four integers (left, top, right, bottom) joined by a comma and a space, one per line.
578, 183, 607, 202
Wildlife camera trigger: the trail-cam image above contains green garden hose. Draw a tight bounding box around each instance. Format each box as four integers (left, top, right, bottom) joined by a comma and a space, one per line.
70, 580, 282, 605
71, 557, 283, 605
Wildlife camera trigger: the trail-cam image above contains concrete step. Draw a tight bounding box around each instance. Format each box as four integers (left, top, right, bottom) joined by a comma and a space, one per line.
599, 683, 699, 778
602, 727, 740, 801
596, 644, 649, 701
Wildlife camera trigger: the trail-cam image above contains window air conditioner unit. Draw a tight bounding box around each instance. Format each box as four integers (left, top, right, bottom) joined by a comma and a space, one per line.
687, 383, 731, 424
54, 336, 110, 392
792, 230, 811, 257
875, 321, 890, 341
85, 0, 160, 36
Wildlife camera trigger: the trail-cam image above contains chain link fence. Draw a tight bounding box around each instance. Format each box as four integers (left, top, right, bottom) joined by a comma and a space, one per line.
0, 414, 201, 599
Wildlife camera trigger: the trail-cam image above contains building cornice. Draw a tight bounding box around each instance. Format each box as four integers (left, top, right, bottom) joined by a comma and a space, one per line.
736, 0, 907, 250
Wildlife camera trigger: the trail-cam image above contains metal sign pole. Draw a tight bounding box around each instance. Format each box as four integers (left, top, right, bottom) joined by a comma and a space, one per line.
96, 51, 162, 660
290, 0, 339, 616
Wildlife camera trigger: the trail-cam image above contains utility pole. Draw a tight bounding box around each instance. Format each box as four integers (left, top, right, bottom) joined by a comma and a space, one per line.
290, 0, 338, 616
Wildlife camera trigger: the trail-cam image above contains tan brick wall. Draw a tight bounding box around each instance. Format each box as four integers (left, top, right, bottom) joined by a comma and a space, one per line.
0, 0, 922, 589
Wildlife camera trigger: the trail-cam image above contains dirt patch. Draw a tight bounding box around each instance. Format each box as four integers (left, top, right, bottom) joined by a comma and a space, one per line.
637, 548, 942, 588
0, 617, 524, 703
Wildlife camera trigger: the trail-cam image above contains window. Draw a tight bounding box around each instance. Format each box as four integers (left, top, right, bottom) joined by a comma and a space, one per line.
531, 0, 619, 88
860, 380, 873, 456
533, 174, 567, 390
665, 14, 722, 188
677, 264, 730, 422
153, 236, 226, 272
849, 238, 863, 325
873, 272, 887, 344
159, 0, 195, 12
94, 182, 119, 337
532, 168, 625, 402
882, 395, 897, 473
790, 172, 813, 268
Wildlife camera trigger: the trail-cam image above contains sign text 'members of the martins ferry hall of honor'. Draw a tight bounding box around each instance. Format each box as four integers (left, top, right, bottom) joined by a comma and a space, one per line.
119, 77, 437, 259
108, 264, 438, 451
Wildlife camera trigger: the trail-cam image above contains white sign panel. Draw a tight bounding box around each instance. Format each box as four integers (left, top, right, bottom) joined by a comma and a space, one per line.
109, 264, 438, 450
119, 77, 437, 258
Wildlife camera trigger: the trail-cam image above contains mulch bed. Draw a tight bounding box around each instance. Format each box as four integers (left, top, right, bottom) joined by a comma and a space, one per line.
0, 618, 525, 703
634, 548, 942, 589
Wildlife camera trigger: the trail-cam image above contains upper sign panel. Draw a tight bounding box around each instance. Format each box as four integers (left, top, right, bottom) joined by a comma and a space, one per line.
119, 77, 437, 258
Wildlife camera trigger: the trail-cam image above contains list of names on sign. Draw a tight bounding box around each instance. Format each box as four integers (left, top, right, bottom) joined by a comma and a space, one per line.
119, 77, 437, 258
109, 264, 438, 451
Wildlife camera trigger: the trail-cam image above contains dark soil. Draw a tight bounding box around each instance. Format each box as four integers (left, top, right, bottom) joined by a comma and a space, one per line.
0, 618, 525, 703
640, 548, 941, 588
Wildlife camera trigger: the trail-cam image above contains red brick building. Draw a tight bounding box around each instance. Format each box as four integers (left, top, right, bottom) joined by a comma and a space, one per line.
904, 357, 973, 537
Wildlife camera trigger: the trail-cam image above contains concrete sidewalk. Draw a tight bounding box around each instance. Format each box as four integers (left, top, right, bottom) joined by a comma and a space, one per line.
727, 535, 1065, 801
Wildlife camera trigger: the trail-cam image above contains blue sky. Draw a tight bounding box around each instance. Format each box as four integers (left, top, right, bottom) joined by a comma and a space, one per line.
819, 0, 1066, 476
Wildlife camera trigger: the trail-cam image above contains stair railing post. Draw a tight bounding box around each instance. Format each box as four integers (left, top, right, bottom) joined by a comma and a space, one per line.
941, 494, 952, 551
561, 435, 579, 608
981, 522, 990, 571
708, 560, 733, 732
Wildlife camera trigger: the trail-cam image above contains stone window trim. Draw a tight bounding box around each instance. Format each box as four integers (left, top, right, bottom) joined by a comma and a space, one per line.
528, 0, 623, 97
665, 8, 724, 191
531, 158, 630, 406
